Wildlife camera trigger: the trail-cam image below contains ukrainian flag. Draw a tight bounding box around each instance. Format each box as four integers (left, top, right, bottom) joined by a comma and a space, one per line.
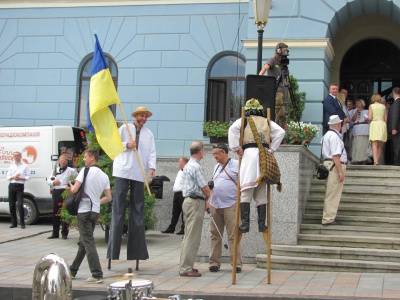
88, 34, 124, 160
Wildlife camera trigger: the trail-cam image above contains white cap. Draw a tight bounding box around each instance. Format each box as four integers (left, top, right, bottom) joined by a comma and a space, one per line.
328, 115, 342, 125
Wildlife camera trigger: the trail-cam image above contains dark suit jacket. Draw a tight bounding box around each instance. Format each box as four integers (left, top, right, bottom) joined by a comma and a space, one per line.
323, 94, 347, 129
388, 98, 400, 132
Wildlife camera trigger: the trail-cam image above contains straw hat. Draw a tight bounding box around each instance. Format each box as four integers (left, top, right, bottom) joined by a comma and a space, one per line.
132, 106, 153, 118
328, 115, 342, 125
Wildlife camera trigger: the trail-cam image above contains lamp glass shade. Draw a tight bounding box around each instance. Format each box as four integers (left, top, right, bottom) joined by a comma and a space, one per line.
253, 0, 272, 26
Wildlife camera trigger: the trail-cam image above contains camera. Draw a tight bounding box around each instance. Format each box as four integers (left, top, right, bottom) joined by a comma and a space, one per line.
278, 49, 289, 67
208, 180, 214, 190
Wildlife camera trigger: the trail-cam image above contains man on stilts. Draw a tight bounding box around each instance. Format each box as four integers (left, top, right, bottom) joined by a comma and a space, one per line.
107, 106, 156, 269
228, 99, 285, 233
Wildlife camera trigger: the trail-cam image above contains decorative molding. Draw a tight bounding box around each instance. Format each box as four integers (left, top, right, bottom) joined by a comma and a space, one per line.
0, 0, 248, 9
243, 39, 335, 61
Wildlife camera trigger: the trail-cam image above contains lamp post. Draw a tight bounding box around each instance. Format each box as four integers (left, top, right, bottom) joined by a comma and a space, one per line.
253, 0, 272, 74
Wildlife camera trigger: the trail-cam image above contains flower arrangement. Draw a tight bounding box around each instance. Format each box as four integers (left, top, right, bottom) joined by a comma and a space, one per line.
283, 121, 320, 147
58, 124, 157, 231
203, 120, 231, 137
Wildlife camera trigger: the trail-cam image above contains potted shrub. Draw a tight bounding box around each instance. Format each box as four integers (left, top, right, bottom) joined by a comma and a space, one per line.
283, 121, 320, 147
203, 120, 231, 143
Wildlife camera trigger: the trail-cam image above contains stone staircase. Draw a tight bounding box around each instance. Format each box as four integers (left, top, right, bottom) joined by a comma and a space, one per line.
257, 165, 400, 272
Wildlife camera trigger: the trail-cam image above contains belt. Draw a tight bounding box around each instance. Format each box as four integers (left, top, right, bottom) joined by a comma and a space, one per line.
187, 195, 205, 200
324, 159, 347, 165
10, 183, 24, 186
354, 122, 368, 125
243, 143, 269, 150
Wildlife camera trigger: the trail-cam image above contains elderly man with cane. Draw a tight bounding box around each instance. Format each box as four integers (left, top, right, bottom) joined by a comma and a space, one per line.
208, 143, 243, 273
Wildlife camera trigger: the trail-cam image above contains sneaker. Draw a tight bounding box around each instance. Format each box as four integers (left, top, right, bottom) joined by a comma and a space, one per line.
84, 277, 103, 284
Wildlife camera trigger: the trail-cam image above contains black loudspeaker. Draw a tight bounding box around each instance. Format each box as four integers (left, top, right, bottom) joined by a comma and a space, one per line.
245, 75, 276, 121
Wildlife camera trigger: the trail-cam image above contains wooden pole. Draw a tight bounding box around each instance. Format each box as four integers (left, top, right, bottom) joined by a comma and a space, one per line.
267, 183, 271, 284
118, 103, 152, 196
232, 107, 245, 285
266, 108, 272, 284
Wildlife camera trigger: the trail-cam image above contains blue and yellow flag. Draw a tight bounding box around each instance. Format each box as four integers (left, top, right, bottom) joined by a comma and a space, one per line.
88, 34, 124, 160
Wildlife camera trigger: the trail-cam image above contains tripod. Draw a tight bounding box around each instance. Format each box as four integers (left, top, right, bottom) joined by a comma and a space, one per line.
275, 64, 301, 124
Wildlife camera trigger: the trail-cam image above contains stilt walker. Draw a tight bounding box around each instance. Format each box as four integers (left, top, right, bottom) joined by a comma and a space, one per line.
229, 99, 285, 285
107, 104, 155, 271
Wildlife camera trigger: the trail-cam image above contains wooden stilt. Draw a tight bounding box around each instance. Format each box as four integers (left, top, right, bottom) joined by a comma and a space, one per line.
136, 260, 139, 271
267, 184, 272, 284
232, 107, 245, 285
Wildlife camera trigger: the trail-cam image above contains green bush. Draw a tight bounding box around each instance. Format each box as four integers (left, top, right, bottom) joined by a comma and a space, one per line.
59, 125, 156, 230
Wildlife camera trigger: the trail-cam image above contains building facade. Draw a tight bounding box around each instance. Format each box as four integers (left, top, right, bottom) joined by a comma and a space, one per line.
1, 0, 400, 157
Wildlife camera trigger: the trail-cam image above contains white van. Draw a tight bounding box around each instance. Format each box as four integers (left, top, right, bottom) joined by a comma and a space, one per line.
0, 126, 85, 224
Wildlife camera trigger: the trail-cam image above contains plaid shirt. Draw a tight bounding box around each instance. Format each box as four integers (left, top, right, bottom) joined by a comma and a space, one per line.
181, 157, 207, 198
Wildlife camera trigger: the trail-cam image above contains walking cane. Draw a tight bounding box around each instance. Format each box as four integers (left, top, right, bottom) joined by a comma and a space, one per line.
232, 107, 245, 284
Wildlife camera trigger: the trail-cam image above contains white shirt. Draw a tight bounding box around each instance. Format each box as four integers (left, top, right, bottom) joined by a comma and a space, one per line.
47, 166, 78, 189
113, 123, 156, 181
76, 166, 110, 213
7, 162, 31, 184
322, 129, 347, 163
172, 169, 184, 192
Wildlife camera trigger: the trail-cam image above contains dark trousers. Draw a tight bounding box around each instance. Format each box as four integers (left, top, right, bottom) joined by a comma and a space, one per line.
52, 188, 69, 237
107, 177, 149, 260
70, 211, 103, 279
8, 183, 25, 226
166, 191, 185, 231
392, 133, 400, 165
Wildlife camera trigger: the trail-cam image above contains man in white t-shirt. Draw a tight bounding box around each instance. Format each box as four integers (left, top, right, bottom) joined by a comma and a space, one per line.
161, 156, 188, 235
68, 149, 111, 284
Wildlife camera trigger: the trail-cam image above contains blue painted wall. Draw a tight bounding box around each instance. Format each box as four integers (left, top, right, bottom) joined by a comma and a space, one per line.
1, 0, 399, 157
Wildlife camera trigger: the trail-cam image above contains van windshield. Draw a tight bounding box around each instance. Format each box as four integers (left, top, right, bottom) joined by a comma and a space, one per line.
58, 128, 86, 167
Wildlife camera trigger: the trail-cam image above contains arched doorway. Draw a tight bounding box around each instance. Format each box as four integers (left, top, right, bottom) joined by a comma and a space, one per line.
340, 39, 400, 105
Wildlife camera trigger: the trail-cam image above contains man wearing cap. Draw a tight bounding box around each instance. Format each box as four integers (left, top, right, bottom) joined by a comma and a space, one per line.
259, 42, 289, 129
208, 143, 242, 273
321, 115, 348, 226
107, 106, 156, 263
229, 99, 285, 233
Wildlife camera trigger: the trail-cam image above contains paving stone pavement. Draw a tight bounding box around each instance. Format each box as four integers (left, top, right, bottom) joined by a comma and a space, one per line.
0, 218, 400, 300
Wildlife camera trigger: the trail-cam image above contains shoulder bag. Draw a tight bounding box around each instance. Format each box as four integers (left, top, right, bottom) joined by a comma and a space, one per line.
65, 167, 90, 216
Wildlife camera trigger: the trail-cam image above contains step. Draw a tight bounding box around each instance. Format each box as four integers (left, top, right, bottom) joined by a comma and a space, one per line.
306, 196, 400, 207
304, 204, 400, 218
270, 244, 400, 263
300, 224, 400, 238
309, 185, 400, 194
302, 214, 400, 227
256, 254, 400, 273
298, 233, 400, 250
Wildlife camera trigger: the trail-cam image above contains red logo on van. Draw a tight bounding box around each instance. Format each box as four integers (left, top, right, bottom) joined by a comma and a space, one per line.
21, 146, 38, 164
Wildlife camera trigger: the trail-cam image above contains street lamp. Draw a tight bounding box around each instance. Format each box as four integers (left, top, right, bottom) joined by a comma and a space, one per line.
253, 0, 272, 74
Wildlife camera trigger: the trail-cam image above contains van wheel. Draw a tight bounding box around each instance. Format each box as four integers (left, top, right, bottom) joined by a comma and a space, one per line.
17, 198, 39, 225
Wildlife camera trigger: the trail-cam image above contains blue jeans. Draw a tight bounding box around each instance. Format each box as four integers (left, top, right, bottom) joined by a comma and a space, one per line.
70, 211, 103, 279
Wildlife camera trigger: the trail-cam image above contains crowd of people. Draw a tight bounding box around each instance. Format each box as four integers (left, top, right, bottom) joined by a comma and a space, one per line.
6, 42, 400, 280
324, 84, 400, 166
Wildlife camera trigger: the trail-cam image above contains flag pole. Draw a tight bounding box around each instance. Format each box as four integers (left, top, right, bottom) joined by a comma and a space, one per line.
117, 103, 152, 196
